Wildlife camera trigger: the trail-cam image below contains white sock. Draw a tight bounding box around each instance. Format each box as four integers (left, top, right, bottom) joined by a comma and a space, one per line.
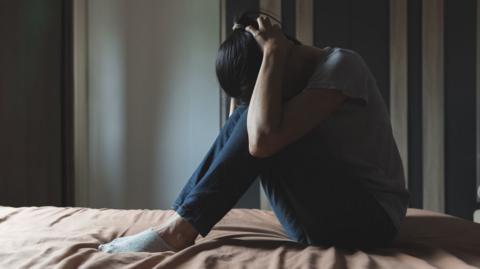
98, 228, 176, 253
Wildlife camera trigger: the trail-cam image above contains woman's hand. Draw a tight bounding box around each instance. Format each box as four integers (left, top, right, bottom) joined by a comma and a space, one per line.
245, 16, 292, 55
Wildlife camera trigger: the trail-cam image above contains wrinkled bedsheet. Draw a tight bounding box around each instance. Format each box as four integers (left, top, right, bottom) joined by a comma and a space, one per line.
0, 206, 479, 269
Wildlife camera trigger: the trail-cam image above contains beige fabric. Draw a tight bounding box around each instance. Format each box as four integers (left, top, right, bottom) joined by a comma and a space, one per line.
0, 206, 479, 269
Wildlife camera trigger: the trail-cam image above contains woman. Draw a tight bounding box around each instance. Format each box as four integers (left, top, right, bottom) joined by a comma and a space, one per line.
98, 12, 410, 253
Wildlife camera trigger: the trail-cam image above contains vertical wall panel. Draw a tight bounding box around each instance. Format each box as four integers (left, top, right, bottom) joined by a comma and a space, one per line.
422, 0, 444, 212
407, 0, 423, 208
314, 0, 390, 108
61, 0, 75, 206
351, 0, 390, 109
444, 0, 477, 220
313, 0, 350, 48
281, 0, 295, 38
390, 0, 408, 183
477, 0, 480, 206
220, 0, 228, 127
74, 0, 90, 207
295, 0, 313, 45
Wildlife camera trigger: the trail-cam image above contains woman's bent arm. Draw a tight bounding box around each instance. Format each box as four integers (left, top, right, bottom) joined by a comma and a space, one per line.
246, 47, 288, 157
246, 17, 345, 158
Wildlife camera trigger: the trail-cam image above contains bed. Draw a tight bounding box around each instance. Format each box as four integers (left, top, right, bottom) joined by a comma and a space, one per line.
0, 206, 479, 269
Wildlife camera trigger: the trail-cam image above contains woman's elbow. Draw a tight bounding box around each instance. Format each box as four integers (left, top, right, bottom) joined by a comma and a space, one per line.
248, 136, 275, 158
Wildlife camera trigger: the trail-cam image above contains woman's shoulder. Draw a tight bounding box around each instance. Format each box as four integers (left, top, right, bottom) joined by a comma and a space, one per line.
324, 47, 364, 64
324, 46, 360, 57
305, 46, 372, 104
314, 46, 368, 76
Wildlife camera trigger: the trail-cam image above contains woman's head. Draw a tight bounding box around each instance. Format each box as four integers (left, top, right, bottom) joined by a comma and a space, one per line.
215, 11, 301, 104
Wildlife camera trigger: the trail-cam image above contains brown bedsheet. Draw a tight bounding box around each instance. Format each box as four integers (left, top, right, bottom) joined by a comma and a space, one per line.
0, 206, 479, 269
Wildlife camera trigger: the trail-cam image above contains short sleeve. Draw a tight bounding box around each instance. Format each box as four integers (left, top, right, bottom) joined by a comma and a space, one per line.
304, 48, 370, 104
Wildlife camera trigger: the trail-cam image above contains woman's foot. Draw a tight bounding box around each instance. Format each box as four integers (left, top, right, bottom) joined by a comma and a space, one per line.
97, 227, 176, 253
150, 211, 198, 251
97, 211, 199, 253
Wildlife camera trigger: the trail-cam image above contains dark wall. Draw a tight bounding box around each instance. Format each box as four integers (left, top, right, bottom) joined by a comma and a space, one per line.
313, 0, 390, 109
444, 0, 477, 219
0, 0, 73, 206
406, 0, 423, 209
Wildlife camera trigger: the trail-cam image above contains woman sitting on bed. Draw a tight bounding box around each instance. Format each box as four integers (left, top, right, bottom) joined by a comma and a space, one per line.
98, 11, 410, 253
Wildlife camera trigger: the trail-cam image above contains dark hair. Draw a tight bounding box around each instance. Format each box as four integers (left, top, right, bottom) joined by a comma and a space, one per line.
215, 11, 301, 105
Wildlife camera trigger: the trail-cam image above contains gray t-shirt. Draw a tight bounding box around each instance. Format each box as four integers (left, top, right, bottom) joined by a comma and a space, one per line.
303, 46, 410, 230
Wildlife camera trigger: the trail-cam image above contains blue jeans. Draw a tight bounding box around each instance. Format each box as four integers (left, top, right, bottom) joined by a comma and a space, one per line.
171, 104, 397, 250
